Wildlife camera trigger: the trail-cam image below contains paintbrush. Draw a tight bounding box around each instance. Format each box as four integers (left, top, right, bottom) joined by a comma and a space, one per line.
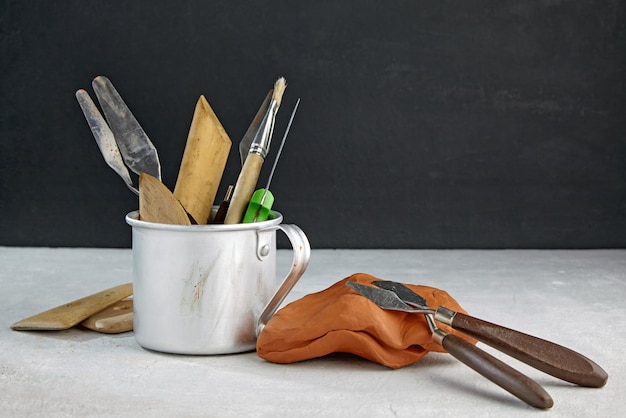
242, 98, 300, 223
224, 77, 287, 224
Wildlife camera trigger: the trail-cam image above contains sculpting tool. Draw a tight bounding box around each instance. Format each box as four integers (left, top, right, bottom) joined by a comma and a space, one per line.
91, 76, 161, 181
372, 280, 608, 388
11, 283, 133, 331
173, 95, 232, 224
346, 281, 553, 409
139, 173, 191, 225
243, 98, 300, 223
76, 89, 136, 194
81, 298, 134, 334
210, 184, 234, 224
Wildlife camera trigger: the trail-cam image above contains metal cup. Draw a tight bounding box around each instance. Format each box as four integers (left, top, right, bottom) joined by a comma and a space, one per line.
125, 209, 310, 354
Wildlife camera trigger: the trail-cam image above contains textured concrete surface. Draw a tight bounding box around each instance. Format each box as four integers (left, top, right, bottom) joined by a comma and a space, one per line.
1, 247, 624, 417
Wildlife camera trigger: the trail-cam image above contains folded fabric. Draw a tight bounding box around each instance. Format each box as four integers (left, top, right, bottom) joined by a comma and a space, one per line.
257, 272, 474, 369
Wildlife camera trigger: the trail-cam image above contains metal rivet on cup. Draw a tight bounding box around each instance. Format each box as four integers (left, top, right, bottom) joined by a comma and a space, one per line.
255, 227, 277, 260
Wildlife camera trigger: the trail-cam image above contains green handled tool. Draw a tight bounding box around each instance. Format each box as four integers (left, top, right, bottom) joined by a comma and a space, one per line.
243, 98, 300, 223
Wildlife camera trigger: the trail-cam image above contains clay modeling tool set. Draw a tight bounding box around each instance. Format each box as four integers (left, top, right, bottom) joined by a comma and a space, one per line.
11, 76, 300, 333
75, 75, 296, 226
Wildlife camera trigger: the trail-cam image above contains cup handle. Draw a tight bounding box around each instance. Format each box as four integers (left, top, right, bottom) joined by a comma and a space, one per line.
256, 224, 311, 336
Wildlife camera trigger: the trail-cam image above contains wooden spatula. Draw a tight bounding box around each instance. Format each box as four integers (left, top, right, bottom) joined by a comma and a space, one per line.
173, 95, 232, 224
11, 283, 133, 331
139, 173, 191, 225
81, 298, 133, 334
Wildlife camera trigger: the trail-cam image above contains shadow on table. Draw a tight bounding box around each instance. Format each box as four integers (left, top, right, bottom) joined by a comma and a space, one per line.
11, 326, 134, 342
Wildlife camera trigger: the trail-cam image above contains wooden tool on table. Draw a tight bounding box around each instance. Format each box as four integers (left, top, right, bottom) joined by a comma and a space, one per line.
11, 283, 133, 331
139, 173, 191, 225
224, 78, 287, 224
81, 298, 133, 334
173, 95, 232, 224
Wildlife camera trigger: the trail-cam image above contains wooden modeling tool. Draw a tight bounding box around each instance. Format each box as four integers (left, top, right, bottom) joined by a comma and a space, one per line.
139, 173, 191, 225
224, 77, 287, 224
81, 298, 133, 334
173, 95, 232, 224
11, 283, 133, 331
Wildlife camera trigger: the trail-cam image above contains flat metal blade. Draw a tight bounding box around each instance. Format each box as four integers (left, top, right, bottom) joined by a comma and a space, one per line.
76, 89, 137, 194
92, 76, 161, 180
346, 281, 416, 312
372, 280, 432, 310
239, 90, 273, 165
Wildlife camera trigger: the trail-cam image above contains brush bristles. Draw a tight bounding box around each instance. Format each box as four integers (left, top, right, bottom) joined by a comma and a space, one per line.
272, 77, 287, 107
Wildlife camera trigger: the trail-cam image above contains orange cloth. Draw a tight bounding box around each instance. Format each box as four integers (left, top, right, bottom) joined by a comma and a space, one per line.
257, 273, 474, 369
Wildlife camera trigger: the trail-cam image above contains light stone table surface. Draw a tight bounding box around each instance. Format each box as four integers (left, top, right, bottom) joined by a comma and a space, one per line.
1, 247, 624, 417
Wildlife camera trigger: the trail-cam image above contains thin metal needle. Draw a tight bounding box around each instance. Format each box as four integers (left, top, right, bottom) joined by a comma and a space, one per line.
264, 98, 300, 191
253, 98, 301, 221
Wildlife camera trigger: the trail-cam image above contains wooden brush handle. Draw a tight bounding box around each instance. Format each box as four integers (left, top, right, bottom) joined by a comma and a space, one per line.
224, 153, 264, 224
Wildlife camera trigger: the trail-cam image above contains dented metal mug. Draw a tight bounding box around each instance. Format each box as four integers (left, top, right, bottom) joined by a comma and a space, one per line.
125, 209, 310, 354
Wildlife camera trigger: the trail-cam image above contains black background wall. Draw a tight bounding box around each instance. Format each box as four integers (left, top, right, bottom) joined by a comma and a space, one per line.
1, 1, 625, 249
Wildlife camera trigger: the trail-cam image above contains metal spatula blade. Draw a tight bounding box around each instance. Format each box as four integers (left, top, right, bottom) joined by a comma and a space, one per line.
239, 90, 273, 165
92, 76, 161, 180
76, 89, 138, 195
372, 280, 433, 310
345, 282, 430, 313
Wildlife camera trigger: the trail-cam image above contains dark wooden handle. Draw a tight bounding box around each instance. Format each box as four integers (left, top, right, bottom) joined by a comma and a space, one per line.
450, 312, 608, 388
440, 333, 553, 409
